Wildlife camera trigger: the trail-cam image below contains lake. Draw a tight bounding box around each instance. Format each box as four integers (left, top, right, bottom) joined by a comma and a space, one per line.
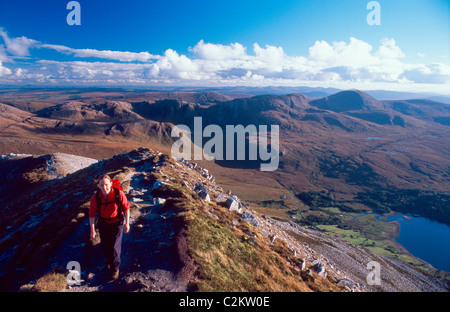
378, 214, 450, 272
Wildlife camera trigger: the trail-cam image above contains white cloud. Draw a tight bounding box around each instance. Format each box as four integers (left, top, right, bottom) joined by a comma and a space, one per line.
401, 63, 450, 84
0, 45, 10, 62
309, 37, 377, 67
0, 29, 448, 92
376, 38, 405, 59
35, 60, 155, 82
417, 53, 426, 58
0, 61, 12, 76
40, 44, 158, 62
154, 49, 202, 80
305, 37, 445, 85
0, 28, 37, 57
252, 43, 286, 72
190, 40, 247, 60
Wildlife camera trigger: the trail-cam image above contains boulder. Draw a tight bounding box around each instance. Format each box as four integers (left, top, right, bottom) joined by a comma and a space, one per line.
153, 197, 166, 205
215, 194, 227, 202
337, 279, 356, 289
300, 259, 306, 271
129, 189, 144, 196
198, 190, 210, 202
226, 197, 240, 212
270, 234, 277, 244
312, 262, 327, 278
194, 182, 207, 194
194, 182, 210, 201
242, 212, 259, 227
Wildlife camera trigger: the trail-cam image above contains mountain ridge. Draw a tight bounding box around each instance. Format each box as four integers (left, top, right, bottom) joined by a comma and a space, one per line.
1, 88, 449, 195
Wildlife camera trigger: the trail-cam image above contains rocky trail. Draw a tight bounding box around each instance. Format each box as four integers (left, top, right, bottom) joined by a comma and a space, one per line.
50, 153, 191, 292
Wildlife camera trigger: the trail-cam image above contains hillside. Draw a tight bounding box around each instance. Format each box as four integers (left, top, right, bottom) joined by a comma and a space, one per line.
0, 148, 447, 292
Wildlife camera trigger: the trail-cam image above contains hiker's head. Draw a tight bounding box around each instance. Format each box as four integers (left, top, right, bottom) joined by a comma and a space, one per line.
98, 174, 113, 196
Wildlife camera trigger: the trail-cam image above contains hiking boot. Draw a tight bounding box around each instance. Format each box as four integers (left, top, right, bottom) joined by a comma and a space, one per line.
111, 270, 119, 280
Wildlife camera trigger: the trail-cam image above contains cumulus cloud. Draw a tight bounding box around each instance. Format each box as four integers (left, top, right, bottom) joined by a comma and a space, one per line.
304, 37, 445, 85
182, 37, 421, 86
190, 40, 247, 60
401, 63, 450, 84
155, 49, 200, 79
376, 38, 405, 59
0, 61, 12, 76
35, 60, 155, 82
1, 29, 449, 92
0, 45, 9, 62
0, 28, 37, 57
309, 37, 377, 67
252, 43, 287, 73
185, 37, 433, 87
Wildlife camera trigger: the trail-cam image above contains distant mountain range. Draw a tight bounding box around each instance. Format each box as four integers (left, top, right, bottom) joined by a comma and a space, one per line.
1, 85, 449, 103
1, 88, 449, 218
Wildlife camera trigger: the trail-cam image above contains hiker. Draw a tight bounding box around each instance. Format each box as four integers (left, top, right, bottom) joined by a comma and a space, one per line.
89, 174, 130, 280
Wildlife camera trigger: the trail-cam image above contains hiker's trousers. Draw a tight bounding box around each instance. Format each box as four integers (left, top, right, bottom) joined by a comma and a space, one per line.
98, 219, 124, 272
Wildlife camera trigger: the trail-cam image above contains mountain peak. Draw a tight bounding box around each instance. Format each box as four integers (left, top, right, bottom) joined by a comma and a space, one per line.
310, 90, 383, 113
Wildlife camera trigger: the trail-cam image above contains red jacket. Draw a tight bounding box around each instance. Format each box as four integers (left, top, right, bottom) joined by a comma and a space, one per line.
89, 188, 130, 221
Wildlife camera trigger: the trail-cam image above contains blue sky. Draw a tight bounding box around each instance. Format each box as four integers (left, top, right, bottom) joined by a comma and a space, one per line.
0, 0, 449, 93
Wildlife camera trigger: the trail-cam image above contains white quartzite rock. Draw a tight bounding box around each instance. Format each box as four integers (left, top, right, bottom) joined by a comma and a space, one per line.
242, 212, 259, 227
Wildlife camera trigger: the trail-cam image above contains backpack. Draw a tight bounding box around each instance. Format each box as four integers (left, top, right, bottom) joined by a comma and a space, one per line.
95, 179, 124, 224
